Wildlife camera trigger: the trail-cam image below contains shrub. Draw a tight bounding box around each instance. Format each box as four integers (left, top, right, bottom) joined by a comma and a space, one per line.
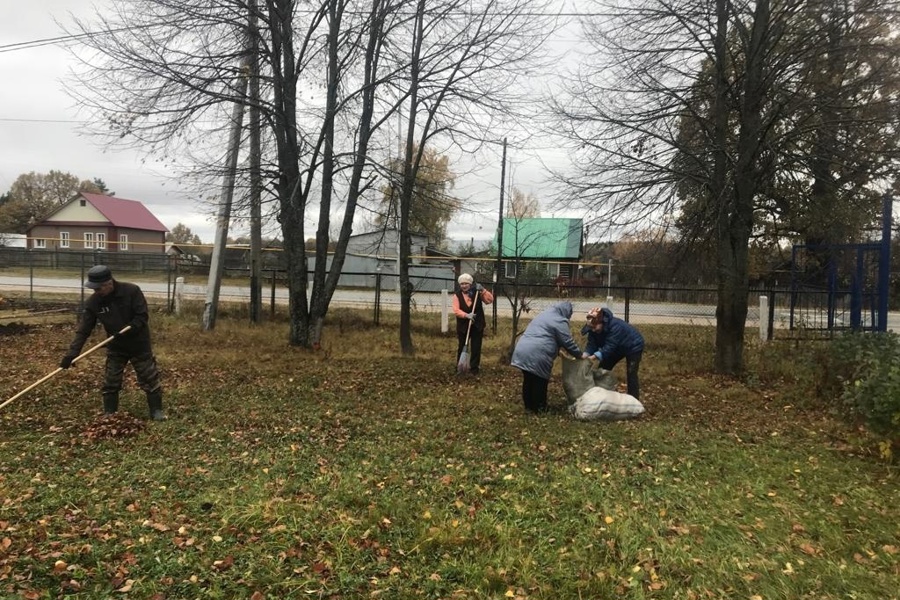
827, 332, 900, 437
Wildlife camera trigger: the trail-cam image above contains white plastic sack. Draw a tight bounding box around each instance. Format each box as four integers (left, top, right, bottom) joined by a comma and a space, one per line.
569, 386, 645, 421
561, 356, 644, 421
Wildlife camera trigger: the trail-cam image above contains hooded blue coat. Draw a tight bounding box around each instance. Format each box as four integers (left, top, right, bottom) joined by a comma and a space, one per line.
581, 307, 644, 363
511, 301, 582, 379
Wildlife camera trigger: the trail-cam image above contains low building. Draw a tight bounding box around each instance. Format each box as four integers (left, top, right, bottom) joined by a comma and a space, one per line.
346, 229, 429, 263
494, 217, 584, 281
26, 193, 168, 253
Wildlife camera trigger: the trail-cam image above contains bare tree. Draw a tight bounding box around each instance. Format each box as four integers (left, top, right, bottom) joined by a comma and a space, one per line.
496, 217, 548, 361
66, 0, 397, 345
388, 0, 558, 355
65, 0, 556, 351
552, 0, 899, 373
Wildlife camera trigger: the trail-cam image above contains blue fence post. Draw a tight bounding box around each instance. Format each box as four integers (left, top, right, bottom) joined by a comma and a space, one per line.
877, 194, 892, 332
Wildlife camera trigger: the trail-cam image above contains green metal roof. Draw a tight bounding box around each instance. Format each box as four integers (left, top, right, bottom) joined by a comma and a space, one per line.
492, 218, 583, 259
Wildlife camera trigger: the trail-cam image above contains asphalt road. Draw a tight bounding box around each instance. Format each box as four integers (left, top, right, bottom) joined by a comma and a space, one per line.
1, 274, 897, 331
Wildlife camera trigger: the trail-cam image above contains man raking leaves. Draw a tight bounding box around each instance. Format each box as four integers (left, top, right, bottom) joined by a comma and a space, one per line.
59, 265, 166, 421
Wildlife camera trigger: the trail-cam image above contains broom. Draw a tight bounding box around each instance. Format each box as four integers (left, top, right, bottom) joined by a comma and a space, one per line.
456, 290, 481, 375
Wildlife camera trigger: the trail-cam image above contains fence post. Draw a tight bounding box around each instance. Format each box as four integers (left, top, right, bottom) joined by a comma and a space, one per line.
174, 277, 184, 315
623, 288, 631, 322
28, 249, 34, 301
768, 290, 776, 340
441, 289, 449, 334
759, 295, 769, 342
167, 259, 173, 313
270, 269, 277, 319
80, 253, 86, 309
374, 269, 382, 325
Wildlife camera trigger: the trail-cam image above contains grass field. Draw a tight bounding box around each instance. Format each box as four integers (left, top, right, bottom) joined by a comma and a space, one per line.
0, 304, 897, 599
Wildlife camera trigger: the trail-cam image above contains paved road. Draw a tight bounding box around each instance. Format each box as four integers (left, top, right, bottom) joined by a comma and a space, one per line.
0, 274, 735, 320
1, 274, 897, 331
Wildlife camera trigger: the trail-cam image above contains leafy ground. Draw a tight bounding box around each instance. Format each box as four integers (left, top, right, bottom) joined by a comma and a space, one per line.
0, 306, 897, 600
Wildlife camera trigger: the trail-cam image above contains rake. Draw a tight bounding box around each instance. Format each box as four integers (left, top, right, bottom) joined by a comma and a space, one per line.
0, 325, 131, 411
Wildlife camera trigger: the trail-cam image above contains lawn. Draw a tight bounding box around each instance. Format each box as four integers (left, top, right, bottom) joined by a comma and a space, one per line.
0, 305, 897, 600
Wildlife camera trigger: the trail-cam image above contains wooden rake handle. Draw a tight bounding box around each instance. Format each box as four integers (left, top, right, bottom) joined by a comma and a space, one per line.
462, 290, 483, 347
0, 325, 131, 411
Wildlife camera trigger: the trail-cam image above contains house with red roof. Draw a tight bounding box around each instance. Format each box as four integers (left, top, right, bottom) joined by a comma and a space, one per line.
26, 193, 169, 253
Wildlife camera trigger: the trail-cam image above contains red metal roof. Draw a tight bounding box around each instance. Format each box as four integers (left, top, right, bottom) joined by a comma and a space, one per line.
80, 193, 169, 232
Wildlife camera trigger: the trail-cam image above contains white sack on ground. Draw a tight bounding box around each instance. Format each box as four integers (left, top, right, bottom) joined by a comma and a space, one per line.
561, 356, 644, 421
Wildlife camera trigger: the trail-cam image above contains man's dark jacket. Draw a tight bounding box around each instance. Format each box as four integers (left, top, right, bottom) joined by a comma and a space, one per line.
68, 281, 152, 356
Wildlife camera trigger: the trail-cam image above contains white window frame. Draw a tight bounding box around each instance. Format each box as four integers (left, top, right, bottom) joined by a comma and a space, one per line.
60, 232, 70, 248
84, 232, 95, 249
34, 238, 46, 249
119, 234, 129, 251
97, 233, 107, 249
504, 261, 517, 279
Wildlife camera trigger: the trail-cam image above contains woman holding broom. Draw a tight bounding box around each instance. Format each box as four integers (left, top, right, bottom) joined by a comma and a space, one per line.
453, 273, 494, 375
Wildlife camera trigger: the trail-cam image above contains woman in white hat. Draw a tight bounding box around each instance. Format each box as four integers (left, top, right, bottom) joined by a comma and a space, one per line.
452, 273, 494, 374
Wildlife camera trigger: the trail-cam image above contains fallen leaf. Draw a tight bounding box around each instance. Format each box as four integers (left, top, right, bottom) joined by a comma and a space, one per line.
799, 543, 818, 556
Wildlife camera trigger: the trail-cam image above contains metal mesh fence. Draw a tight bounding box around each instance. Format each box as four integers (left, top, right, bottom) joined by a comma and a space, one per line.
2, 247, 897, 338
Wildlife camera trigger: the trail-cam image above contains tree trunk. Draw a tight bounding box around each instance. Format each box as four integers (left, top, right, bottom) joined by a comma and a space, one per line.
714, 0, 769, 374
398, 0, 427, 357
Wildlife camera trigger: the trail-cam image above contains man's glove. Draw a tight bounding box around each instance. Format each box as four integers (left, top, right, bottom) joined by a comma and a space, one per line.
466, 313, 476, 321
59, 354, 76, 369
475, 283, 484, 292
593, 351, 603, 362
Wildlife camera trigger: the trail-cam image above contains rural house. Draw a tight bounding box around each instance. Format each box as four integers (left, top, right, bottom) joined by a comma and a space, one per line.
494, 217, 584, 281
26, 193, 168, 253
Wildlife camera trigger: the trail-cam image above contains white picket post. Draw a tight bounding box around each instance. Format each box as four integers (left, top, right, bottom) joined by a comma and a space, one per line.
175, 277, 185, 315
760, 295, 769, 342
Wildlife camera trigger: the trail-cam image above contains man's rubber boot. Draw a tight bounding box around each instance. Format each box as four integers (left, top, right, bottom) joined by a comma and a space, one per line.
102, 393, 119, 416
147, 390, 166, 421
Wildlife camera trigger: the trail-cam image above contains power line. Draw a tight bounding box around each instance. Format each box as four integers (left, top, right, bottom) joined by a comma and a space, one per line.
0, 9, 596, 54
0, 117, 83, 124
0, 32, 99, 54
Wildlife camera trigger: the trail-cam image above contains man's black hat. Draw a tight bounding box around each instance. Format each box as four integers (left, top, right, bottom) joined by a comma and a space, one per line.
85, 265, 113, 289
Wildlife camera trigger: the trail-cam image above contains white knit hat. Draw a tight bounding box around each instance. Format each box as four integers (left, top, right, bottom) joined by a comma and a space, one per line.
458, 273, 474, 284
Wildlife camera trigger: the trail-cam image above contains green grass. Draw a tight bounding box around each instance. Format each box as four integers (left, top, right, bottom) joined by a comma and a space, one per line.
0, 306, 897, 599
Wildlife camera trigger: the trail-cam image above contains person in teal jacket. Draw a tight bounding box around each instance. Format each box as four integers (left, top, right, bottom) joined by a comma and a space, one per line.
581, 306, 644, 399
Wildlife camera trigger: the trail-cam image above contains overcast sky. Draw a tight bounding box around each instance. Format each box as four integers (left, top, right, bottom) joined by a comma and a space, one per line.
1, 0, 579, 245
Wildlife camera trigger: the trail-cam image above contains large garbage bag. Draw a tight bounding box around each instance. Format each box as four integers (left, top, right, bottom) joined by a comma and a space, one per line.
561, 357, 645, 421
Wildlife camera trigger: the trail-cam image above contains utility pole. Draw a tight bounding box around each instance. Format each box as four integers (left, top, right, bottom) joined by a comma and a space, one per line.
202, 58, 250, 331
248, 0, 263, 323
493, 137, 507, 333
